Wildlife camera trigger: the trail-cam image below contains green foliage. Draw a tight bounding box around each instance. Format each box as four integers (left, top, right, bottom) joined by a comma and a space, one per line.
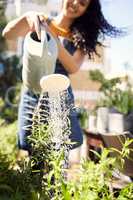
0, 158, 45, 200
0, 54, 22, 123
77, 107, 89, 129
0, 114, 133, 199
0, 83, 21, 123
89, 69, 121, 94
0, 120, 17, 163
66, 150, 116, 200
89, 70, 133, 114
109, 88, 133, 114
0, 106, 18, 122
0, 0, 7, 52
0, 55, 22, 96
0, 0, 22, 120
117, 183, 133, 200
110, 137, 133, 170
0, 49, 22, 123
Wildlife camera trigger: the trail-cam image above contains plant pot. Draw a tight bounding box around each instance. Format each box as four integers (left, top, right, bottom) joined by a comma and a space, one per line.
108, 113, 124, 133
96, 107, 109, 133
124, 110, 133, 133
88, 115, 97, 133
109, 107, 133, 133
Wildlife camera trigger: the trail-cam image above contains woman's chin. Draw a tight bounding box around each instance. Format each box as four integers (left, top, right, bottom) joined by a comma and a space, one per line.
63, 11, 78, 19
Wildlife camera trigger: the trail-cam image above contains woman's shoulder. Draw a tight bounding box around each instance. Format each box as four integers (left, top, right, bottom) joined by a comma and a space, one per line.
44, 15, 72, 40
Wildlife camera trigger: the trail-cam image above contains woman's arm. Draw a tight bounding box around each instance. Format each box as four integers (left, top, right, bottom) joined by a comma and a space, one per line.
2, 11, 45, 40
2, 14, 29, 39
2, 11, 85, 74
57, 40, 85, 74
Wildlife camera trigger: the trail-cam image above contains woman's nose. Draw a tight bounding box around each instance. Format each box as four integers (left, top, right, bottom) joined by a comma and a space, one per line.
73, 0, 78, 4
73, 0, 78, 7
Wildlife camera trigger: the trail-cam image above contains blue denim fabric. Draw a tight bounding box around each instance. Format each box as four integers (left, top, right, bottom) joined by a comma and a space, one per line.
18, 38, 83, 152
18, 87, 83, 152
18, 88, 39, 152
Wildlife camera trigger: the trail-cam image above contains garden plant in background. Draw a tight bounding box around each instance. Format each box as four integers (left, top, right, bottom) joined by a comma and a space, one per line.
0, 1, 22, 123
89, 69, 133, 133
88, 69, 121, 109
77, 107, 89, 129
0, 0, 7, 53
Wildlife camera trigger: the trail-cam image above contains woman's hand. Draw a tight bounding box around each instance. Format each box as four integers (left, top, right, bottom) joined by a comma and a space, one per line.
2, 11, 47, 40
25, 11, 47, 40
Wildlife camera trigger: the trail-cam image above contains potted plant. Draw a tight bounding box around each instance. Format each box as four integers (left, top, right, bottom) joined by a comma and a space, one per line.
89, 70, 133, 133
77, 107, 89, 129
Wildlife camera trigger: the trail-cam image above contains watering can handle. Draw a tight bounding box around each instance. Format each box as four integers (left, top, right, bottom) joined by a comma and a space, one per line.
40, 25, 48, 55
41, 25, 47, 42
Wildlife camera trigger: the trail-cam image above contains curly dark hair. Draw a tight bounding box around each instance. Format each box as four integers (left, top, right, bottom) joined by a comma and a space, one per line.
70, 0, 123, 58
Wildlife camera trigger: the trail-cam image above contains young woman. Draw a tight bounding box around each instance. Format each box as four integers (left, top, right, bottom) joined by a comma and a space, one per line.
2, 0, 121, 164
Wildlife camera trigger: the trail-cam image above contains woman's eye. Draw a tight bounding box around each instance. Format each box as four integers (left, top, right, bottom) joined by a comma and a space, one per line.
79, 1, 88, 7
80, 0, 90, 7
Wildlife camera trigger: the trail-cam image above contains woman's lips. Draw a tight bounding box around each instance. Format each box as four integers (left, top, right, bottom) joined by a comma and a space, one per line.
67, 5, 77, 14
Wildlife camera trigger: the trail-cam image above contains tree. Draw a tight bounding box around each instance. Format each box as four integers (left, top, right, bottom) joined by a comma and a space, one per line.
0, 1, 22, 99
0, 0, 7, 52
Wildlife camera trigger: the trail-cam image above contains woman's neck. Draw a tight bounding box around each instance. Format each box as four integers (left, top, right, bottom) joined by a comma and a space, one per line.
53, 13, 74, 30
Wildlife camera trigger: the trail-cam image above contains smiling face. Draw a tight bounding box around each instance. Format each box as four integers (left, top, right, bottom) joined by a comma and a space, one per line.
62, 0, 91, 19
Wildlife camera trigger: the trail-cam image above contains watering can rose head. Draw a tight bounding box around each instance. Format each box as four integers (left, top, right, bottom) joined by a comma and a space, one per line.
40, 74, 70, 93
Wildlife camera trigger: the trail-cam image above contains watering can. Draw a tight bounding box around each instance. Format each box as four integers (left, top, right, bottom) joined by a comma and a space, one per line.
22, 26, 58, 93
